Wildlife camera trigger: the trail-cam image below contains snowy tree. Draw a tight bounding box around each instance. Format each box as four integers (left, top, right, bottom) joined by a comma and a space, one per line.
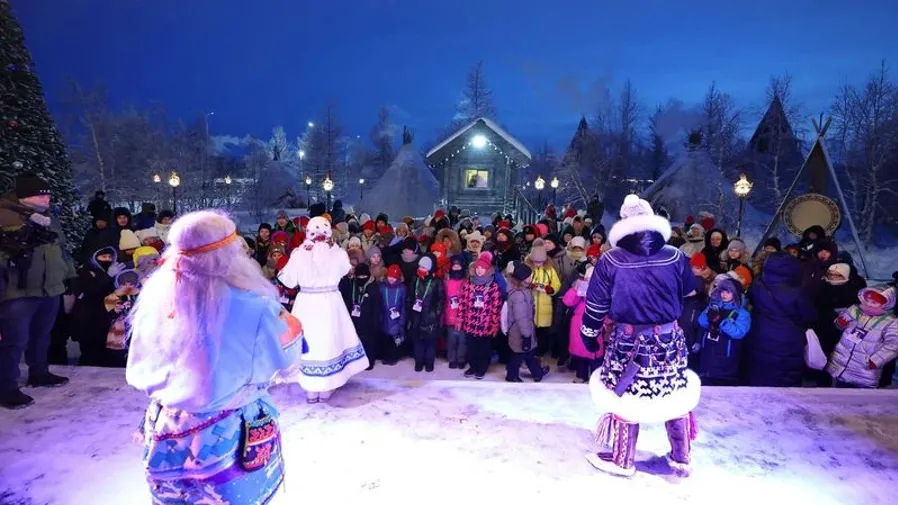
267, 126, 295, 162
699, 82, 743, 176
0, 0, 89, 253
367, 105, 396, 183
303, 103, 344, 201
647, 105, 670, 182
830, 61, 898, 244
447, 60, 497, 133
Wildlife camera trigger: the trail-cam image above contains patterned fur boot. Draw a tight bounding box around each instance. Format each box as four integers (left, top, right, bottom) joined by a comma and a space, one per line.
665, 414, 692, 476
586, 416, 639, 477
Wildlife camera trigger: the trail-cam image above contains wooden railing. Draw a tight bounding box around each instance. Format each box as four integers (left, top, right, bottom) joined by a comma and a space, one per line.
511, 188, 540, 227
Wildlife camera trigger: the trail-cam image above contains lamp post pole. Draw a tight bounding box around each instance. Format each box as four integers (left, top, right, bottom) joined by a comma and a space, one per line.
224, 175, 232, 207
359, 178, 365, 201
734, 173, 753, 238
152, 173, 161, 208
323, 175, 334, 213
534, 176, 546, 217
305, 176, 312, 209
168, 171, 181, 215
550, 176, 559, 206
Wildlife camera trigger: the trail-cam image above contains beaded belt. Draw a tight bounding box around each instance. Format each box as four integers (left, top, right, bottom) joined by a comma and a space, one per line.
298, 286, 338, 294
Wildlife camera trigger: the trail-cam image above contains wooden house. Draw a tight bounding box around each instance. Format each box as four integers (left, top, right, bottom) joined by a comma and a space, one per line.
426, 117, 531, 216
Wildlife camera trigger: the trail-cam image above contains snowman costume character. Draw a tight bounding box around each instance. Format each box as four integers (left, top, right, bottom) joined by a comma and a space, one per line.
277, 217, 368, 402
580, 195, 701, 477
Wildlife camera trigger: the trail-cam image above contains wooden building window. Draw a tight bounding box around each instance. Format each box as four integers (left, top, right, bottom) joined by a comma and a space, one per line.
465, 169, 489, 189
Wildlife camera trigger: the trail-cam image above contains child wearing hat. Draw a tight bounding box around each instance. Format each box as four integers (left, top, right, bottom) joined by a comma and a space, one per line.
444, 255, 468, 369
103, 269, 141, 367
456, 251, 503, 379
562, 262, 603, 383
697, 278, 751, 386
504, 261, 550, 382
525, 238, 561, 356
340, 263, 380, 370
378, 264, 407, 365
827, 286, 898, 388
408, 256, 444, 372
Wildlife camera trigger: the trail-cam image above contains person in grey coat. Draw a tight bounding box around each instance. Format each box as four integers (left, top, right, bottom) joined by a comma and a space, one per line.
504, 261, 549, 382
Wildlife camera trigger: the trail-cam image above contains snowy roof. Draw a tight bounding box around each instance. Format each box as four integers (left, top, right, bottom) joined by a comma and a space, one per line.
426, 117, 531, 162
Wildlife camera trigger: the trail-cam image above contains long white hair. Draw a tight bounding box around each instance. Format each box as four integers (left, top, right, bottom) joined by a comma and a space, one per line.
129, 210, 276, 372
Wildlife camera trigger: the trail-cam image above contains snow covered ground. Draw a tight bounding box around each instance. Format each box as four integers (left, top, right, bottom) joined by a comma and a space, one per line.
1, 364, 896, 505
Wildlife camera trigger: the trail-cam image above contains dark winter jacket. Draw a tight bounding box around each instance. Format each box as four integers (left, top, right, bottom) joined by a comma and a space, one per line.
379, 281, 407, 337
0, 192, 76, 301
72, 247, 117, 346
582, 230, 695, 332
87, 196, 112, 220
407, 275, 443, 340
801, 239, 838, 293
744, 253, 817, 387
697, 279, 751, 382
812, 275, 867, 356
133, 203, 157, 230
340, 277, 381, 338
493, 237, 521, 271
797, 225, 827, 261
680, 275, 709, 352
79, 216, 119, 265
701, 228, 729, 274
330, 200, 347, 224
112, 207, 133, 232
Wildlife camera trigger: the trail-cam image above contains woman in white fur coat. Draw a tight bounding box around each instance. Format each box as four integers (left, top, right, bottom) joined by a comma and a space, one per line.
277, 217, 368, 403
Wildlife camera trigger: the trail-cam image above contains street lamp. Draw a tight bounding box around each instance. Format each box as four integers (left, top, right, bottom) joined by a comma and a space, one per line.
322, 175, 334, 212
534, 175, 545, 211
308, 121, 314, 128
152, 173, 161, 207
298, 150, 305, 160
734, 173, 753, 237
224, 175, 232, 207
168, 171, 181, 215
359, 178, 365, 200
550, 176, 559, 206
305, 176, 312, 209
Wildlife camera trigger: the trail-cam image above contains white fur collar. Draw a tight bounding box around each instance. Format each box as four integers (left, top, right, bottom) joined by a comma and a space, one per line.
608, 214, 672, 247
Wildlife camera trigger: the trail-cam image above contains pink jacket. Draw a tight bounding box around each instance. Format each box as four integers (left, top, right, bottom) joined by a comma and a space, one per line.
563, 284, 603, 360
443, 278, 463, 326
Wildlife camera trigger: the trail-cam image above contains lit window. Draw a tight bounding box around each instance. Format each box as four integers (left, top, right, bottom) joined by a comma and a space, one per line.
465, 169, 489, 189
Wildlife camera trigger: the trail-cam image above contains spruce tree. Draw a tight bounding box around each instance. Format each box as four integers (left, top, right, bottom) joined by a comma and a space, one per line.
0, 0, 86, 254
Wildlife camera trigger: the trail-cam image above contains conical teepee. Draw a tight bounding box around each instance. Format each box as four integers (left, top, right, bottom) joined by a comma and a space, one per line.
356, 128, 440, 219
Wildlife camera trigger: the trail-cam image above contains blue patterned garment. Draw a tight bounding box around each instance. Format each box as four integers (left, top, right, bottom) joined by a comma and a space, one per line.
128, 288, 304, 504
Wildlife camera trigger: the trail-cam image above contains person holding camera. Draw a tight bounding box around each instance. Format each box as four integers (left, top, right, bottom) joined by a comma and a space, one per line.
0, 173, 76, 409
696, 278, 751, 386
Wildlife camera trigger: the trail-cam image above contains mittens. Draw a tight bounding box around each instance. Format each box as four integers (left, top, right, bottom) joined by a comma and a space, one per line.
544, 285, 555, 295
107, 262, 126, 277
276, 255, 289, 271
835, 312, 855, 330
521, 335, 532, 352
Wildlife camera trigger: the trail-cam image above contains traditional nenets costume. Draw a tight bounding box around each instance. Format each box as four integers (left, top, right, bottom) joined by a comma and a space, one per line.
580, 195, 701, 477
127, 210, 306, 504
277, 216, 368, 403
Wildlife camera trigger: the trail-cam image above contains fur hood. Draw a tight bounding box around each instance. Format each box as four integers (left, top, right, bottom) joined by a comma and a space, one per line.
435, 228, 462, 255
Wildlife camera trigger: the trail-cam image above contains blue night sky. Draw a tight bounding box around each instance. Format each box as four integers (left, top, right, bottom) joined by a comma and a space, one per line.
15, 0, 898, 148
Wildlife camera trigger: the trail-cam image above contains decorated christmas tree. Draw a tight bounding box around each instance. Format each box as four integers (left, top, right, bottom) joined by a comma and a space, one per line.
0, 0, 87, 254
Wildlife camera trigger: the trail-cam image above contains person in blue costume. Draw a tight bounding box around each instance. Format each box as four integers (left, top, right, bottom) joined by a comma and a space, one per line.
580, 195, 701, 478
127, 210, 306, 505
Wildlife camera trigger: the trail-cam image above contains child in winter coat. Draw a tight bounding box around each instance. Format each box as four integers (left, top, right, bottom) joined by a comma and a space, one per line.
505, 262, 550, 382
262, 244, 287, 280
826, 286, 898, 388
562, 262, 603, 382
103, 269, 140, 367
524, 238, 561, 356
340, 263, 381, 370
367, 245, 386, 282
131, 246, 160, 283
72, 246, 125, 366
408, 256, 444, 372
379, 264, 407, 365
444, 255, 467, 369
697, 278, 751, 385
429, 242, 449, 279
456, 253, 503, 379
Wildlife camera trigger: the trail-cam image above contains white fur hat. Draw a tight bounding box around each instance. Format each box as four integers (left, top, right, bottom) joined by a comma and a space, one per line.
607, 194, 672, 247
305, 216, 332, 243
119, 229, 141, 251
619, 194, 654, 219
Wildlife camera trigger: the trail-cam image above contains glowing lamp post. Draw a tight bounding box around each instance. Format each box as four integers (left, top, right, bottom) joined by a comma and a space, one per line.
323, 175, 334, 212
734, 173, 753, 237
534, 176, 546, 214
168, 171, 181, 215
550, 176, 559, 205
305, 176, 312, 208
152, 173, 161, 206
224, 175, 232, 206
359, 178, 365, 200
